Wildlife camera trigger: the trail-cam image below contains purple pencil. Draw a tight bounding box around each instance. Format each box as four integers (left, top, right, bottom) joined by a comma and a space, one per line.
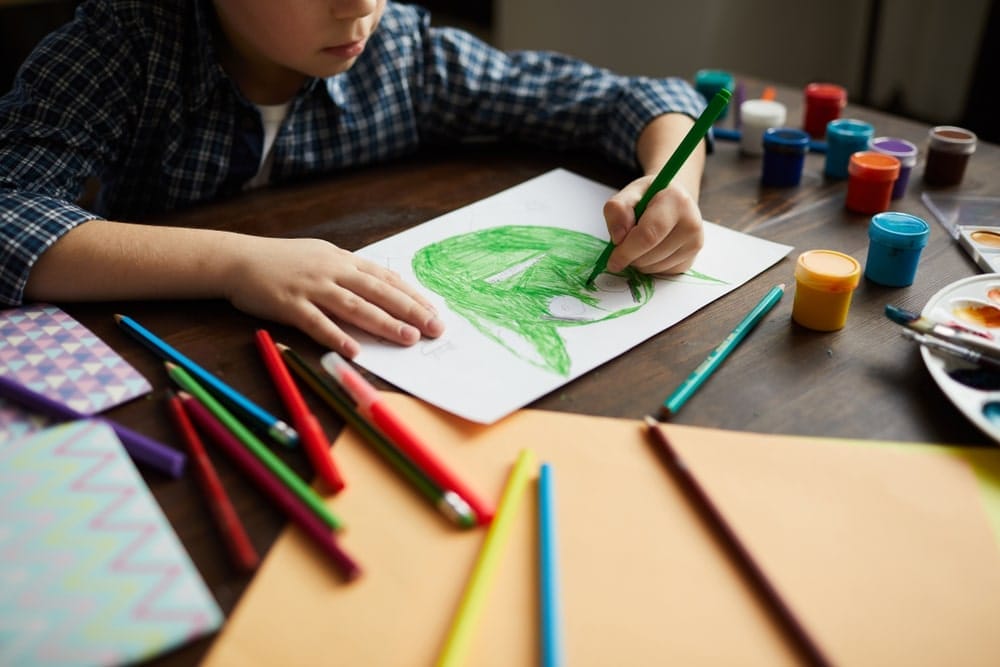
0, 374, 186, 477
180, 393, 361, 581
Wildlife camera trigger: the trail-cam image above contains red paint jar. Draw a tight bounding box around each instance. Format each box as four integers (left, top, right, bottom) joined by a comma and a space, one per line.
803, 83, 847, 139
845, 152, 900, 214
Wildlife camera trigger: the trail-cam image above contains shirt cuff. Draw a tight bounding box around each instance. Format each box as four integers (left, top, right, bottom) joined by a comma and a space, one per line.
0, 191, 99, 306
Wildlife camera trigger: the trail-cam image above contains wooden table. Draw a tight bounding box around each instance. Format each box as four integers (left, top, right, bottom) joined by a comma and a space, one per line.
60, 82, 997, 665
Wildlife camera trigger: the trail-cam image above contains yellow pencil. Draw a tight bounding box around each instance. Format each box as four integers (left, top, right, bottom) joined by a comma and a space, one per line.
436, 449, 536, 667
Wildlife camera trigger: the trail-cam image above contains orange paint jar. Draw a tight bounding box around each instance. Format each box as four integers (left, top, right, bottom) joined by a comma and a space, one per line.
792, 250, 861, 331
845, 152, 900, 214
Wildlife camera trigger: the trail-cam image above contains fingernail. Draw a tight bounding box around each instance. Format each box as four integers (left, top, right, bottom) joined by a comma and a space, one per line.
425, 316, 444, 337
400, 323, 420, 344
341, 339, 361, 358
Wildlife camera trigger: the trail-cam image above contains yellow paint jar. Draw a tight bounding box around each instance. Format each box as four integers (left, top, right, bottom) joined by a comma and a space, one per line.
792, 250, 861, 331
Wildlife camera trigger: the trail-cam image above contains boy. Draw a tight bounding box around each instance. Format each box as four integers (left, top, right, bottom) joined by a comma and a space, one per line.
0, 0, 708, 358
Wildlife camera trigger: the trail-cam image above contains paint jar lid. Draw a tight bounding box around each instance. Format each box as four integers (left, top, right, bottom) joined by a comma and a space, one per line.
928, 126, 977, 155
805, 83, 847, 107
763, 127, 810, 154
848, 151, 900, 181
794, 249, 861, 291
868, 212, 930, 249
695, 69, 735, 91
740, 99, 786, 125
870, 137, 918, 167
826, 118, 874, 141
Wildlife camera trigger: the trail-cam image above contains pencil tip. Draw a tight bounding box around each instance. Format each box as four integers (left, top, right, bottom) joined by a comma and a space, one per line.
275, 342, 289, 352
643, 415, 659, 428
113, 313, 123, 322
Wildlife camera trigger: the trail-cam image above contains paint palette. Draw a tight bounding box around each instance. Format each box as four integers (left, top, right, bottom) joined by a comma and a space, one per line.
958, 227, 1000, 273
920, 274, 1000, 444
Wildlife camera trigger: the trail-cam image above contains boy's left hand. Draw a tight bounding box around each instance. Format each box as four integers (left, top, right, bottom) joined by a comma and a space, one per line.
601, 177, 704, 276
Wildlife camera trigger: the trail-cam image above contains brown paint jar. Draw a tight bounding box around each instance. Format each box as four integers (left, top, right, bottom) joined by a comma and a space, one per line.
923, 126, 977, 187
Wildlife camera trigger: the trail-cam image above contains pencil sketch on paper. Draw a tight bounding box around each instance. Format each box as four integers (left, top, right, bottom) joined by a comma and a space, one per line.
412, 225, 727, 376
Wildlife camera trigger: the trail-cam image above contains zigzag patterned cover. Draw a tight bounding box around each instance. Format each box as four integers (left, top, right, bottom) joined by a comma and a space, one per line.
0, 420, 223, 666
0, 303, 152, 443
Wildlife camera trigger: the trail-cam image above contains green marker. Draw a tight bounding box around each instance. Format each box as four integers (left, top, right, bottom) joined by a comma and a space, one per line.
585, 87, 732, 287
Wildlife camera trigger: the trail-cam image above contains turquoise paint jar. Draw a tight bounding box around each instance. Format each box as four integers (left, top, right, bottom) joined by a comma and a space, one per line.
863, 212, 930, 287
824, 119, 875, 180
694, 69, 735, 120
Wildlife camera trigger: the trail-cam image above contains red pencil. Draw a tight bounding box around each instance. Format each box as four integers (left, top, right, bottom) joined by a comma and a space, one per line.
179, 392, 361, 581
255, 329, 345, 494
320, 351, 495, 525
165, 392, 259, 573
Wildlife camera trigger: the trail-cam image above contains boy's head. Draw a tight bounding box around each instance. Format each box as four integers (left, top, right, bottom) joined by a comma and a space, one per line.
212, 0, 387, 102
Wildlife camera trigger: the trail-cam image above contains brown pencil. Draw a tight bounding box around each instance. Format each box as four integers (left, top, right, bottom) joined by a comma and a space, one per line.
643, 417, 834, 667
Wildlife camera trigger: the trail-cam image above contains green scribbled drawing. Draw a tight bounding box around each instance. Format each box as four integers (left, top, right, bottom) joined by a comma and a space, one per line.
412, 225, 727, 376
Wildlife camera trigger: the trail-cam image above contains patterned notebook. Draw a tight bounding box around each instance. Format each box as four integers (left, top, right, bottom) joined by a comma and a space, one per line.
0, 420, 223, 666
0, 303, 151, 442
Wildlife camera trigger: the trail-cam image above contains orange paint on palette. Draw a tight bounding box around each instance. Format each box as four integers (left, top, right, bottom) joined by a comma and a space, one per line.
971, 230, 1000, 249
952, 303, 1000, 329
988, 288, 1000, 305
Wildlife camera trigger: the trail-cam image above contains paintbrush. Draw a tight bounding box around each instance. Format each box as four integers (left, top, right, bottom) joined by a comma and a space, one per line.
885, 304, 1000, 360
899, 328, 1000, 372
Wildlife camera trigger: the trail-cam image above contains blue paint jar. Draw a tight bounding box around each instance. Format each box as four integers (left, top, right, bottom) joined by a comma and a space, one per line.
863, 212, 930, 287
694, 69, 735, 120
761, 128, 810, 187
824, 119, 875, 180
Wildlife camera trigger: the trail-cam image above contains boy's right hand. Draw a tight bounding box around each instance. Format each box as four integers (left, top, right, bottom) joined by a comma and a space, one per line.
224, 236, 445, 358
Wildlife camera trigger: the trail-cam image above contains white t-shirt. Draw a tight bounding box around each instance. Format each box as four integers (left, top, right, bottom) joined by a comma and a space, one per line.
244, 101, 291, 190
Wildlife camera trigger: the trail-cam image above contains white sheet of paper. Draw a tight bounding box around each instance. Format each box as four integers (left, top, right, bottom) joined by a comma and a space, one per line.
351, 168, 792, 423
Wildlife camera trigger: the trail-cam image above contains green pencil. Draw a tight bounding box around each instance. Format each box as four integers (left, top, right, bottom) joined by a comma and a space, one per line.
585, 87, 732, 287
660, 283, 785, 418
277, 343, 478, 529
164, 361, 344, 532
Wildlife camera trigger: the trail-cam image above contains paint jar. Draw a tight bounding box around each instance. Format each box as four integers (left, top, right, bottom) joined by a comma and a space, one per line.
824, 119, 875, 180
694, 69, 735, 120
739, 99, 787, 156
845, 152, 900, 215
761, 128, 810, 187
803, 83, 847, 139
869, 137, 918, 199
923, 125, 977, 187
792, 250, 861, 331
863, 212, 930, 287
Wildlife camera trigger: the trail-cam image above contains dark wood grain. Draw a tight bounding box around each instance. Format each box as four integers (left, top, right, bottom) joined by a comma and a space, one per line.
61, 81, 998, 665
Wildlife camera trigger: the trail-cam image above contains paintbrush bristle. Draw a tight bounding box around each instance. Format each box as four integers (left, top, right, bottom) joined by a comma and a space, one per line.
884, 304, 920, 325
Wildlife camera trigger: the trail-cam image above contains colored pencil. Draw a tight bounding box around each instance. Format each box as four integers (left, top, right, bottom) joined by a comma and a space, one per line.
254, 329, 345, 493
436, 449, 536, 667
180, 393, 360, 581
660, 284, 785, 418
165, 392, 259, 573
164, 361, 344, 532
321, 351, 494, 525
114, 314, 298, 447
643, 418, 832, 667
278, 343, 477, 528
0, 373, 185, 477
585, 87, 731, 287
538, 463, 564, 667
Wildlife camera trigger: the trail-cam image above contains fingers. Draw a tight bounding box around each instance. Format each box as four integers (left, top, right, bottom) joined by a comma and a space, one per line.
605, 184, 703, 275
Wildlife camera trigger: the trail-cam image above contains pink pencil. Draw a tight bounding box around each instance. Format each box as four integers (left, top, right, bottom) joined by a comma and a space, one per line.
180, 392, 361, 581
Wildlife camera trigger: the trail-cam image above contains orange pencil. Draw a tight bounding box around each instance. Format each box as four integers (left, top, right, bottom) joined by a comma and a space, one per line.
255, 329, 346, 494
165, 391, 259, 573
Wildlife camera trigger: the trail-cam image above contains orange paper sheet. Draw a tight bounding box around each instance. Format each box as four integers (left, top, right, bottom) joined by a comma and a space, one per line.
204, 394, 1000, 666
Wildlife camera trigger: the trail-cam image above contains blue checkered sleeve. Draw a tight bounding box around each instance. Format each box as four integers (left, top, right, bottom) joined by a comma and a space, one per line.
412, 24, 707, 169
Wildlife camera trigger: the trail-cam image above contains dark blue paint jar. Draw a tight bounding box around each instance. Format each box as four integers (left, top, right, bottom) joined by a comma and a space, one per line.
824, 119, 875, 180
863, 212, 930, 287
761, 128, 810, 187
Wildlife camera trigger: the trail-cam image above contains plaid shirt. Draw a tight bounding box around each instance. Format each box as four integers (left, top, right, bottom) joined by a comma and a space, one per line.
0, 0, 706, 306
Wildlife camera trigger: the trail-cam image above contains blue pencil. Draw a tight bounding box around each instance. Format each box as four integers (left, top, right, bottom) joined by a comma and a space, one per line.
660, 284, 785, 418
114, 314, 298, 446
539, 463, 564, 667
